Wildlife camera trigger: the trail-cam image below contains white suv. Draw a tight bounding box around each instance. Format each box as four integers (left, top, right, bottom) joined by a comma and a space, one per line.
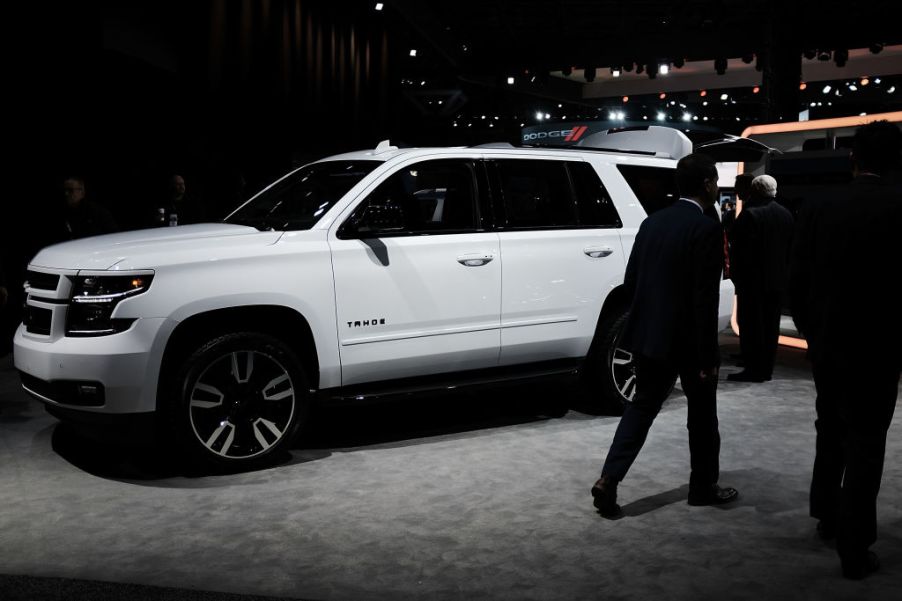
14, 128, 735, 470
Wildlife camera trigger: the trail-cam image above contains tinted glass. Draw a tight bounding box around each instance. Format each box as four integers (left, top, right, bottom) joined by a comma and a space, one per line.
226, 161, 379, 231
568, 162, 621, 227
616, 165, 678, 215
496, 159, 577, 228
350, 159, 478, 235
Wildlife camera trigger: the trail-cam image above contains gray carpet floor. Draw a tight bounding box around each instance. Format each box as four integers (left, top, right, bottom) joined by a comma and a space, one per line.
1, 333, 900, 601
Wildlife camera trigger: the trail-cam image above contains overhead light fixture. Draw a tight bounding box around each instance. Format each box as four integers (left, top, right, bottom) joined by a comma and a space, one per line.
375, 2, 384, 10
714, 57, 727, 75
720, 93, 729, 100
874, 78, 881, 84
799, 82, 807, 91
659, 64, 669, 75
673, 57, 685, 69
752, 86, 760, 94
536, 111, 544, 121
656, 112, 666, 121
817, 49, 831, 61
409, 49, 417, 57
869, 43, 884, 54
622, 95, 629, 103
659, 92, 667, 100
611, 67, 621, 77
584, 67, 596, 83
699, 90, 707, 97
682, 112, 692, 122
860, 77, 870, 86
822, 85, 832, 94
803, 49, 817, 60
888, 86, 896, 94
849, 84, 858, 91
507, 76, 515, 85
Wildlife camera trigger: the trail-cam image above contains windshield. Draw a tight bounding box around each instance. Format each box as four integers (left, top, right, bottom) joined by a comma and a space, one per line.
225, 160, 381, 231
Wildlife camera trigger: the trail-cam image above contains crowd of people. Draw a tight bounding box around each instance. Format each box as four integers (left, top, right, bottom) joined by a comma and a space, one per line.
591, 120, 901, 581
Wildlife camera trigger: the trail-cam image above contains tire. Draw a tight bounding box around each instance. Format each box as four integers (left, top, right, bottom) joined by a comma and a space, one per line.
169, 332, 309, 471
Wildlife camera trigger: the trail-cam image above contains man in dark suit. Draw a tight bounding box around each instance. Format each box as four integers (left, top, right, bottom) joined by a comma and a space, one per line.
591, 153, 738, 518
728, 174, 794, 382
790, 120, 902, 580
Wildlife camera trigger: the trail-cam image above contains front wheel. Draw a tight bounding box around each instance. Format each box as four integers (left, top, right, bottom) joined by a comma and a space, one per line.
170, 332, 308, 471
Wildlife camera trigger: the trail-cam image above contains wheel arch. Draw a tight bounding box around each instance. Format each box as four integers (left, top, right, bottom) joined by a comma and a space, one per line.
157, 305, 320, 411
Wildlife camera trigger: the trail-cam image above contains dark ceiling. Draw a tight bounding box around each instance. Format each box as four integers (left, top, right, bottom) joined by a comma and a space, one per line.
392, 0, 902, 75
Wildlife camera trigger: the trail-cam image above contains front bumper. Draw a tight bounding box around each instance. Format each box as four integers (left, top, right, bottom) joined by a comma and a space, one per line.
13, 317, 172, 414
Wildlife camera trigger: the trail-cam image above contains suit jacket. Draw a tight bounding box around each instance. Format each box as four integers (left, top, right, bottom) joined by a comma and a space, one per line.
790, 175, 902, 368
620, 199, 724, 368
730, 197, 794, 295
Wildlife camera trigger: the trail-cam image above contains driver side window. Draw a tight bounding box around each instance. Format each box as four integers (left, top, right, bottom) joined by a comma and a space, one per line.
341, 159, 479, 237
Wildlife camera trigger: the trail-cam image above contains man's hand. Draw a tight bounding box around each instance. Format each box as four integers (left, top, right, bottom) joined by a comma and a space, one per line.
699, 366, 719, 381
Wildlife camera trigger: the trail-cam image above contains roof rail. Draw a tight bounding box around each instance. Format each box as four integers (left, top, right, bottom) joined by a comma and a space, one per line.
521, 143, 658, 156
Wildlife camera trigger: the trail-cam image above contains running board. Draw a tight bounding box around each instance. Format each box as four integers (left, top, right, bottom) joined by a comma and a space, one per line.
317, 359, 583, 405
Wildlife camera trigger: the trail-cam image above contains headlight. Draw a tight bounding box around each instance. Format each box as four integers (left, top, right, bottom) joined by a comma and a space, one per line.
66, 273, 154, 336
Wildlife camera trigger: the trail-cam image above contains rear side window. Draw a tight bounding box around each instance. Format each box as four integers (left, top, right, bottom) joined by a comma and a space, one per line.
495, 160, 578, 228
616, 165, 678, 215
569, 162, 621, 227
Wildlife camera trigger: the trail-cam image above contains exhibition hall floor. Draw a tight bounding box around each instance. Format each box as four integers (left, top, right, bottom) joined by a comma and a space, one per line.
1, 333, 900, 601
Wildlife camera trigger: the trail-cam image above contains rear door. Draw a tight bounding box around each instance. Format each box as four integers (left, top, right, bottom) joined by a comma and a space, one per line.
487, 157, 625, 364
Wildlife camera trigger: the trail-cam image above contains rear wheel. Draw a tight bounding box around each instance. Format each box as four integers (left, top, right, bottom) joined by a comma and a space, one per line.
170, 332, 308, 471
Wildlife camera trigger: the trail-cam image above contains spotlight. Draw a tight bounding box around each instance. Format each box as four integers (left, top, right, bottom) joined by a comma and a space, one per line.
799, 82, 807, 91
656, 112, 666, 121
860, 77, 870, 86
803, 49, 817, 60
682, 112, 692, 122
720, 93, 729, 100
869, 43, 884, 54
584, 67, 596, 82
622, 96, 629, 103
536, 111, 544, 121
817, 49, 831, 61
822, 85, 831, 94
752, 86, 760, 94
849, 84, 858, 91
507, 76, 515, 85
611, 67, 621, 77
714, 57, 727, 75
659, 92, 667, 100
659, 64, 669, 75
409, 49, 417, 57
888, 86, 896, 94
834, 49, 848, 67
741, 54, 754, 64
875, 78, 881, 84
375, 3, 384, 10
699, 90, 707, 97
673, 57, 685, 69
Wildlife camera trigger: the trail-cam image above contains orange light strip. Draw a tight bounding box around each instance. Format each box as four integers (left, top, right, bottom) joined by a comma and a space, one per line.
740, 111, 902, 137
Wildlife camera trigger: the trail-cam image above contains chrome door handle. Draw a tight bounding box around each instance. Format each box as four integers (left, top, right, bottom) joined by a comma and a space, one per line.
584, 246, 614, 258
457, 253, 495, 267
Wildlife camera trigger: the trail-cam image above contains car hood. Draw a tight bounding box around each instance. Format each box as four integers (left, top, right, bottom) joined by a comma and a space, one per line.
30, 224, 283, 271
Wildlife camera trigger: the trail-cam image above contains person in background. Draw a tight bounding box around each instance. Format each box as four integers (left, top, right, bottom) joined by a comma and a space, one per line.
727, 174, 794, 382
61, 176, 117, 239
790, 120, 902, 580
155, 174, 206, 226
590, 153, 738, 519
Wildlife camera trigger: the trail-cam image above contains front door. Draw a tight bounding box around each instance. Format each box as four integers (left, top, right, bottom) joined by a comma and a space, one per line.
329, 157, 501, 385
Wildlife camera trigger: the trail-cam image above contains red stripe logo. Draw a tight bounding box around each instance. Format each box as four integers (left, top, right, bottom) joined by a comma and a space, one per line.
565, 125, 588, 142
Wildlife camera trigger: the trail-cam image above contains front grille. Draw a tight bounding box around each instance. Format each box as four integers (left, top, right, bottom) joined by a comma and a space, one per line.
24, 305, 52, 335
19, 373, 105, 407
25, 270, 60, 292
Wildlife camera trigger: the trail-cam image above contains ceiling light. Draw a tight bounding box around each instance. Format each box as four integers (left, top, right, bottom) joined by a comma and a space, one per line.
817, 50, 831, 61
752, 86, 760, 94
659, 92, 667, 100
888, 86, 896, 94
507, 76, 515, 85
659, 64, 669, 75
860, 77, 870, 86
536, 111, 544, 121
699, 90, 707, 97
682, 112, 692, 121
657, 112, 666, 121
874, 77, 881, 84
611, 67, 621, 77
799, 82, 807, 90
822, 85, 832, 94
720, 93, 729, 100
622, 96, 629, 103
849, 84, 858, 91
375, 2, 384, 10
702, 101, 708, 106
545, 113, 550, 119
617, 111, 625, 120
409, 49, 417, 57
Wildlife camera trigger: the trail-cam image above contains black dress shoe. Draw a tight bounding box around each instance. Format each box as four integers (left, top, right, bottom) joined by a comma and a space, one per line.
688, 484, 739, 506
591, 476, 624, 519
841, 551, 880, 580
726, 370, 770, 383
